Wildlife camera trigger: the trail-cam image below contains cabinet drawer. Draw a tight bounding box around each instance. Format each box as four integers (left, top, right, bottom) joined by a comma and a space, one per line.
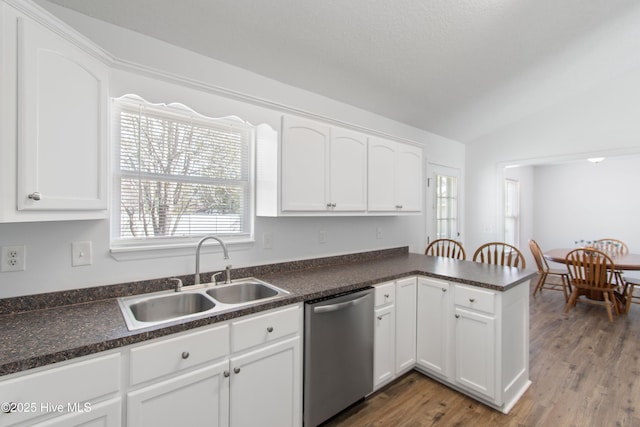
454, 285, 496, 314
374, 282, 395, 307
231, 304, 300, 353
0, 353, 120, 426
130, 324, 229, 386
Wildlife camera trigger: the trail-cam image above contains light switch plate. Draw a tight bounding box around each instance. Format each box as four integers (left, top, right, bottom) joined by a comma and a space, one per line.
71, 241, 92, 267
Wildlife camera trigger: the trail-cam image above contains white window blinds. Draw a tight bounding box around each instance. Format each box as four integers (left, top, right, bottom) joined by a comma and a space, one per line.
113, 96, 252, 243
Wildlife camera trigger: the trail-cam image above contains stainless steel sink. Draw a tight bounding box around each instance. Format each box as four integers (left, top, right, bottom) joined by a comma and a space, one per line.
118, 278, 289, 330
128, 292, 216, 322
206, 280, 282, 304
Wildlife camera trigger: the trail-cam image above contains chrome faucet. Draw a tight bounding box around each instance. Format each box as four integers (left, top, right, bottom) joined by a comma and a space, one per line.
195, 235, 231, 285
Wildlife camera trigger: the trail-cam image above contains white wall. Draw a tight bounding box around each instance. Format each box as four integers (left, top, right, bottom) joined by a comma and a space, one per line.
533, 157, 640, 252
465, 62, 640, 260
0, 2, 465, 298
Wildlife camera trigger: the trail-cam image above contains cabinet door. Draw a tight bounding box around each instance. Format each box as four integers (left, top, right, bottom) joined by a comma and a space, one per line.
367, 137, 397, 211
35, 398, 121, 427
330, 128, 367, 211
229, 337, 301, 427
396, 143, 423, 212
16, 17, 108, 213
453, 307, 496, 401
127, 362, 230, 427
281, 116, 330, 211
373, 304, 395, 389
416, 277, 450, 378
395, 277, 417, 374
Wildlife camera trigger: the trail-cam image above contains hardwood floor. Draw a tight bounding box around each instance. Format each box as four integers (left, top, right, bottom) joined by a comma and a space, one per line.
324, 280, 640, 426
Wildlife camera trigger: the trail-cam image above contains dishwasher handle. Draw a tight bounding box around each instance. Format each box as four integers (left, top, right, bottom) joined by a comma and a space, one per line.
313, 293, 370, 314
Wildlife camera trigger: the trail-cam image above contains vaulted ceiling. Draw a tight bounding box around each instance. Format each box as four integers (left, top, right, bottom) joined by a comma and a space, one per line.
39, 0, 640, 143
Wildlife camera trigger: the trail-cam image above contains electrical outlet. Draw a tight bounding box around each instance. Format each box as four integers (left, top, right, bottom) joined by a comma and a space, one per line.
376, 227, 383, 240
1, 245, 26, 272
319, 230, 327, 244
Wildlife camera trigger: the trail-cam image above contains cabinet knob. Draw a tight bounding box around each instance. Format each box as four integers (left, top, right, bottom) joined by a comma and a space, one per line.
384, 294, 390, 298
441, 288, 447, 293
181, 351, 190, 359
455, 314, 460, 319
469, 298, 475, 303
234, 367, 241, 374
377, 316, 383, 320
267, 326, 274, 333
28, 192, 41, 201
223, 370, 230, 378
331, 203, 336, 208
326, 203, 332, 208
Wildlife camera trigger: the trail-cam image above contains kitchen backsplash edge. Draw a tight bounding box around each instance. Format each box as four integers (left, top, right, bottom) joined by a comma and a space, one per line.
0, 246, 409, 315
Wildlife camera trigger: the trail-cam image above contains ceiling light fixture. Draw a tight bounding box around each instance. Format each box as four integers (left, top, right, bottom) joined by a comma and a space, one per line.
587, 157, 605, 163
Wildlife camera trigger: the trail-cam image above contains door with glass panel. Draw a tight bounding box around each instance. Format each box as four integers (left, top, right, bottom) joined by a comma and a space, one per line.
426, 165, 461, 247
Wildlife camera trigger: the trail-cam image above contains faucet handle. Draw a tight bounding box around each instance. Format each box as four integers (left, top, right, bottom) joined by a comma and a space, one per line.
211, 271, 223, 285
169, 277, 183, 292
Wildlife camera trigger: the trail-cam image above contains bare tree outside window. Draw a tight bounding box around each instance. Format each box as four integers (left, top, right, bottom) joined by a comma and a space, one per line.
114, 97, 251, 241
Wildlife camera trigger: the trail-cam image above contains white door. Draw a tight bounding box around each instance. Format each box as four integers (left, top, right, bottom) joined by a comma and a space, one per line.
367, 137, 397, 211
395, 277, 417, 374
453, 307, 496, 401
127, 362, 230, 427
416, 277, 450, 378
17, 17, 108, 212
330, 128, 367, 211
229, 337, 301, 427
396, 143, 423, 212
426, 164, 462, 246
281, 116, 330, 211
373, 304, 395, 388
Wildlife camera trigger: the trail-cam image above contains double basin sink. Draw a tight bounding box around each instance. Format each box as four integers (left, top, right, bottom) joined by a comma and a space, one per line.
118, 278, 289, 330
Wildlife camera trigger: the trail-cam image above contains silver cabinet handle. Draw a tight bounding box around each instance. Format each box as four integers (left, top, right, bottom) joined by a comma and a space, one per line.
267, 326, 274, 333
441, 288, 447, 292
377, 316, 383, 320
223, 370, 230, 378
469, 298, 475, 303
455, 314, 460, 319
384, 294, 390, 298
326, 203, 332, 208
181, 351, 190, 359
234, 367, 241, 374
28, 192, 41, 201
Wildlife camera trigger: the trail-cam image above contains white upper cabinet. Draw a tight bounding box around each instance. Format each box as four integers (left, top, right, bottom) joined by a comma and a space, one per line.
258, 114, 422, 216
368, 137, 422, 213
0, 4, 108, 222
281, 115, 331, 211
329, 127, 367, 211
281, 115, 367, 213
259, 115, 369, 216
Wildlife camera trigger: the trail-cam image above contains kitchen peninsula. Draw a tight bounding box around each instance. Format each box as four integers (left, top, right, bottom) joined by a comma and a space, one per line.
0, 248, 536, 425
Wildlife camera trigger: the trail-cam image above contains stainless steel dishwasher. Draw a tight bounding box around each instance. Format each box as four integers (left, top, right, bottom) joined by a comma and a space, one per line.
303, 287, 374, 426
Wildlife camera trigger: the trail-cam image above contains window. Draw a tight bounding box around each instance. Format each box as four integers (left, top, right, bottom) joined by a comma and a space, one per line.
112, 95, 253, 249
435, 174, 458, 239
504, 179, 520, 247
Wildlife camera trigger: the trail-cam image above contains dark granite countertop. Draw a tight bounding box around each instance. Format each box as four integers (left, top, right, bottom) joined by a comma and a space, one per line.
0, 251, 536, 377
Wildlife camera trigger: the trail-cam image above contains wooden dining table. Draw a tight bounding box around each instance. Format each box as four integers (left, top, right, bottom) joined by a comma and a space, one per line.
544, 248, 640, 270
544, 248, 640, 310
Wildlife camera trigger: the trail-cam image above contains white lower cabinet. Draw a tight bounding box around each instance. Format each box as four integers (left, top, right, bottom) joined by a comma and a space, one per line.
416, 277, 450, 378
414, 279, 530, 413
229, 337, 300, 427
373, 277, 418, 390
126, 303, 302, 427
0, 353, 121, 427
127, 362, 230, 427
394, 277, 417, 374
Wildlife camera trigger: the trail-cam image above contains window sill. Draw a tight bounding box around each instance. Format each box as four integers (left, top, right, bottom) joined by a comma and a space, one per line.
110, 236, 254, 261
